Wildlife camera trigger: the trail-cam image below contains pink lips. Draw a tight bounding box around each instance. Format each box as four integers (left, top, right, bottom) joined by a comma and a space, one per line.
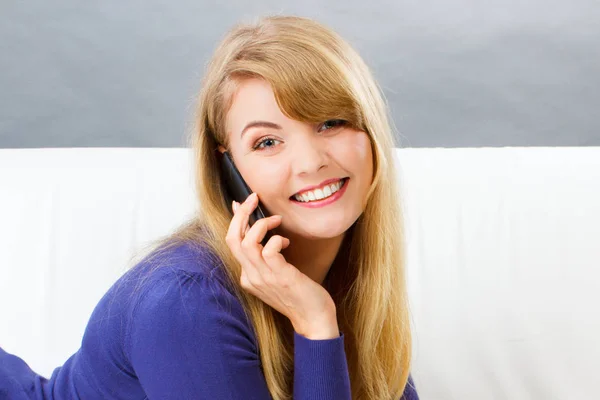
294, 178, 346, 197
290, 178, 349, 209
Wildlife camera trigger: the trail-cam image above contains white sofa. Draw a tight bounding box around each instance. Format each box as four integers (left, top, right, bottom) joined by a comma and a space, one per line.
1, 147, 599, 399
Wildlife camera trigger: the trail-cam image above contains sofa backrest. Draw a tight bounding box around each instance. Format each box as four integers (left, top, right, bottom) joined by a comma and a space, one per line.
1, 147, 598, 399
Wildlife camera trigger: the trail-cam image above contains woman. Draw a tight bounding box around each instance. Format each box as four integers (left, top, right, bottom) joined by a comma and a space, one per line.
1, 15, 418, 399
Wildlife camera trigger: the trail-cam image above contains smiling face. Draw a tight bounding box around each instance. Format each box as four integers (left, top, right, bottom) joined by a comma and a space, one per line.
224, 78, 374, 241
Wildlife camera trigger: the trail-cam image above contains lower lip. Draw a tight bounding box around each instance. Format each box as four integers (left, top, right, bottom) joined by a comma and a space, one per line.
291, 179, 349, 209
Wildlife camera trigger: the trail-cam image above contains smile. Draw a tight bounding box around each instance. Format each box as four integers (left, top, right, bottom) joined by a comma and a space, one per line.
290, 178, 349, 207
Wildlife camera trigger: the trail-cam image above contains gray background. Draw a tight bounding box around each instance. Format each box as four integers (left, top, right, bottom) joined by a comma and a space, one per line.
1, 0, 598, 148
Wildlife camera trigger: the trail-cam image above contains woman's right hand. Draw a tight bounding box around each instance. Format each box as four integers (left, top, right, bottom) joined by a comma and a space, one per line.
225, 192, 339, 340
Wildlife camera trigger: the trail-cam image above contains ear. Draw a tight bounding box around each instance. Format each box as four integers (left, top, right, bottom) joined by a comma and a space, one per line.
217, 145, 227, 154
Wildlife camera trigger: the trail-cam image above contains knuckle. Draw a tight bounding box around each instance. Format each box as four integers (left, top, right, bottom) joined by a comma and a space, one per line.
263, 236, 275, 247
240, 273, 251, 289
248, 276, 264, 290
262, 247, 277, 259
240, 238, 253, 251
240, 267, 264, 290
255, 219, 267, 230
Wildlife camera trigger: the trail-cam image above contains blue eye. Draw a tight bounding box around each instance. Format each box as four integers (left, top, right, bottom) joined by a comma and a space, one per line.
319, 119, 347, 132
253, 137, 281, 150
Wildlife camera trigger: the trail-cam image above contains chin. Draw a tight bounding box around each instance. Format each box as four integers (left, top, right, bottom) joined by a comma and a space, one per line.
292, 215, 356, 240
301, 229, 345, 241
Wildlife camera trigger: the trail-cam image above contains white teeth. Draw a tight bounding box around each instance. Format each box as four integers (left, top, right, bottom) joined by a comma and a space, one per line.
293, 179, 345, 203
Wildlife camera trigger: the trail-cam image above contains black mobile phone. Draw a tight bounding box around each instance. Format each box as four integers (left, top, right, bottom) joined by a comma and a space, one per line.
218, 150, 269, 230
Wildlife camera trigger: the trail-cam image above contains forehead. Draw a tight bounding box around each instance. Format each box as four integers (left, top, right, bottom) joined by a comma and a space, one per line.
227, 79, 281, 120
225, 78, 292, 140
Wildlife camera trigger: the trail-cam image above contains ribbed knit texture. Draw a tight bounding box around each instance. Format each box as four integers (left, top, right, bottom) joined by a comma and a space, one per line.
294, 331, 352, 399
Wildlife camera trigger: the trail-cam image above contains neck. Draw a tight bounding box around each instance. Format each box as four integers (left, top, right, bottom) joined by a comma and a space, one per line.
280, 231, 345, 286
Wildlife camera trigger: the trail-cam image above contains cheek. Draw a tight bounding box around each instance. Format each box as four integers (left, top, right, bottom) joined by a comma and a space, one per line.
355, 132, 373, 166
336, 131, 374, 177
228, 140, 288, 198
240, 158, 288, 197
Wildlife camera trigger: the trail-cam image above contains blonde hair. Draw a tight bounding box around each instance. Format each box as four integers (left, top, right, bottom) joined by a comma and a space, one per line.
140, 15, 412, 399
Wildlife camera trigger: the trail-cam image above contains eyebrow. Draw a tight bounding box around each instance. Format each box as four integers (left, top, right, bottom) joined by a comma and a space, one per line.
240, 121, 282, 138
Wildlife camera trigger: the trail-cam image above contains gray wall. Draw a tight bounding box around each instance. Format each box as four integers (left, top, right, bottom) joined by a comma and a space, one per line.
1, 0, 598, 148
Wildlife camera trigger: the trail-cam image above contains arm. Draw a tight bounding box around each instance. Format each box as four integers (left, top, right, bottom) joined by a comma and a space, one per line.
293, 331, 351, 399
128, 269, 351, 399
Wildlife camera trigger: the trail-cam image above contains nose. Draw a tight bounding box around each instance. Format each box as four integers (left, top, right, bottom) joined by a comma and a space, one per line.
292, 134, 328, 176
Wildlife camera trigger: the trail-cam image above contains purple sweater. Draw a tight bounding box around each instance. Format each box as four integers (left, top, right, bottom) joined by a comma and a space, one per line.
0, 241, 418, 399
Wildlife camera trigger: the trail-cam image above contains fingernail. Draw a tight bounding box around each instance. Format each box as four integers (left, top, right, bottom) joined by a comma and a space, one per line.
232, 201, 238, 213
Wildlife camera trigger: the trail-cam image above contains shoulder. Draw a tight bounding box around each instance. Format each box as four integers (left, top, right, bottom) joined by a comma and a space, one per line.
78, 238, 258, 388
115, 242, 266, 396
81, 238, 253, 355
125, 239, 244, 318
401, 374, 419, 400
117, 240, 236, 303
85, 240, 231, 331
123, 240, 257, 354
130, 240, 229, 282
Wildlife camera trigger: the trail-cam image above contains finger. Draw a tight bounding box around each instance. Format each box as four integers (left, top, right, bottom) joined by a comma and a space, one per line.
226, 194, 271, 295
241, 216, 283, 278
237, 193, 259, 237
241, 215, 283, 255
262, 235, 290, 261
233, 201, 247, 238
260, 236, 293, 290
241, 234, 288, 295
233, 201, 250, 238
226, 193, 258, 245
242, 216, 285, 292
226, 196, 258, 271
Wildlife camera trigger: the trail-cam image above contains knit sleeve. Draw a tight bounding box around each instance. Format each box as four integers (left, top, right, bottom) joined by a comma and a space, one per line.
127, 268, 352, 399
293, 331, 351, 399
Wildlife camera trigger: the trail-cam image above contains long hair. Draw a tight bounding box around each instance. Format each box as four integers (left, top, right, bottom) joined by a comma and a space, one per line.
139, 15, 412, 399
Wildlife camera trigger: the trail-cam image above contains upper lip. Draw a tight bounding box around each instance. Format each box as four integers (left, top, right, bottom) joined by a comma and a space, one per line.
293, 178, 346, 197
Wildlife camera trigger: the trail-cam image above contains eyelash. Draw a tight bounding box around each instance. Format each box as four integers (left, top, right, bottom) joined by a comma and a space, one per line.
252, 119, 348, 151
318, 119, 347, 132
253, 137, 280, 150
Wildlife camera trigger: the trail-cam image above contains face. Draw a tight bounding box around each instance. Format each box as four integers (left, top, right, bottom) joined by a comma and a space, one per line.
224, 78, 374, 240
